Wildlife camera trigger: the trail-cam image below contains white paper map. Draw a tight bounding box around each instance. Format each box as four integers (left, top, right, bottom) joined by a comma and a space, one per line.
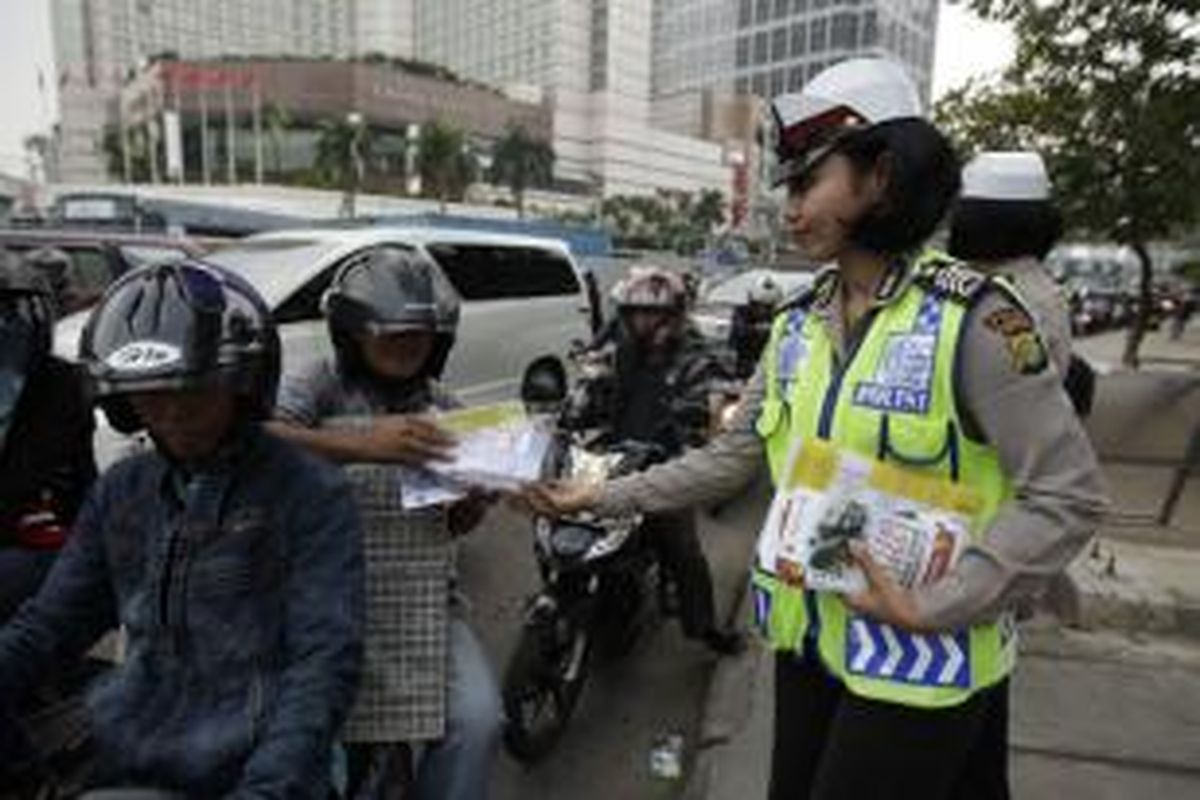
755, 438, 977, 594
424, 402, 552, 492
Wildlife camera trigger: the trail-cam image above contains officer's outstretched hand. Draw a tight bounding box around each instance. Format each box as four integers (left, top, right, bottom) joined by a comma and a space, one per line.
844, 542, 929, 633
515, 480, 603, 517
366, 414, 456, 465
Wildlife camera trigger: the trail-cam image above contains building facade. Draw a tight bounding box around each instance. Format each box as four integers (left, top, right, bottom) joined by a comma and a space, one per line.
652, 0, 939, 137
50, 0, 355, 182
115, 59, 550, 189
414, 0, 732, 197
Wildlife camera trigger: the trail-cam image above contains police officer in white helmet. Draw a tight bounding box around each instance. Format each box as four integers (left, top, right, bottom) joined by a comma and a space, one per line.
521, 58, 1108, 799
949, 151, 1094, 416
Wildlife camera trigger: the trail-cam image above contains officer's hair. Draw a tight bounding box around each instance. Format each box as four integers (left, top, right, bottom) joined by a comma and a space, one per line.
947, 198, 1063, 261
836, 118, 961, 255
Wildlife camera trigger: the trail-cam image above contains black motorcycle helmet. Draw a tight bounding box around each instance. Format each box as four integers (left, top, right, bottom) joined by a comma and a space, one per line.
322, 246, 461, 383
0, 249, 55, 363
79, 259, 281, 434
23, 246, 73, 311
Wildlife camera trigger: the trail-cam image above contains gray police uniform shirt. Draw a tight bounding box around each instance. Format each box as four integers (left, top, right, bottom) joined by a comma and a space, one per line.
276, 358, 458, 743
595, 265, 1109, 632
989, 256, 1074, 378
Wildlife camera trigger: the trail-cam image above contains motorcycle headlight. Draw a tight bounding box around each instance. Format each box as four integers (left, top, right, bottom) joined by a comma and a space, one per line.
550, 523, 601, 559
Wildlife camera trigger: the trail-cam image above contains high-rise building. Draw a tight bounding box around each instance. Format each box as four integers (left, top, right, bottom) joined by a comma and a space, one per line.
351, 0, 416, 58
414, 0, 731, 196
50, 0, 354, 182
652, 0, 939, 137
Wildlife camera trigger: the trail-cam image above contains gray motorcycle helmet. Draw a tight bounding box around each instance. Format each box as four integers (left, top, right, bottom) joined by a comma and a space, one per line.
79, 259, 281, 434
322, 246, 461, 380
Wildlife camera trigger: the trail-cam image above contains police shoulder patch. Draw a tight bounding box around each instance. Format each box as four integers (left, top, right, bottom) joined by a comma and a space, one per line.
912, 255, 990, 305
983, 304, 1049, 375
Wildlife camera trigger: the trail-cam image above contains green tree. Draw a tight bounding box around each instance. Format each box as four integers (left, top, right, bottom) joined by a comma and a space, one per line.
936, 0, 1200, 366
488, 124, 555, 218
313, 116, 373, 191
417, 119, 479, 211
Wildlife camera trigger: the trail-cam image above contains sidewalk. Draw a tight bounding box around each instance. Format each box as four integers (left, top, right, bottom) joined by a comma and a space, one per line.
685, 622, 1200, 800
683, 325, 1200, 799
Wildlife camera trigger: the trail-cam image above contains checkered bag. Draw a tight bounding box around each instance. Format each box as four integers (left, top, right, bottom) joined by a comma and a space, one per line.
341, 465, 453, 743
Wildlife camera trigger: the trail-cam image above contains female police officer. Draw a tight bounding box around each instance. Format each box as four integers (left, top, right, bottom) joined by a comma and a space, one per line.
521, 59, 1108, 799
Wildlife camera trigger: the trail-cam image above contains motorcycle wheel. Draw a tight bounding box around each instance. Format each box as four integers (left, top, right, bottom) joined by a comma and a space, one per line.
501, 620, 590, 763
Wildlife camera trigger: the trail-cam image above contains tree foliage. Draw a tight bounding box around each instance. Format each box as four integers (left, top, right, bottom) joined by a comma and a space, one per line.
488, 125, 555, 218
313, 116, 373, 189
936, 0, 1200, 365
417, 118, 479, 211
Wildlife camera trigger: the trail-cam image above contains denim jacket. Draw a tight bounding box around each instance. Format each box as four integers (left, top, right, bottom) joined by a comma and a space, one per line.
0, 426, 364, 798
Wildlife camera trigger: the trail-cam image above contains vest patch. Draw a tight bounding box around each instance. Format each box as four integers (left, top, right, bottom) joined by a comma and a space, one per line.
776, 308, 809, 395
847, 617, 971, 688
852, 332, 937, 414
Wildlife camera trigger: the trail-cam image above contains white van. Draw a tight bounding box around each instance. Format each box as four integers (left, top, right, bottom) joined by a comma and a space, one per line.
54, 226, 596, 467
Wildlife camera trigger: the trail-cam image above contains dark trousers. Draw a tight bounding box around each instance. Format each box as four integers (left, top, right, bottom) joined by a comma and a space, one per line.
642, 510, 717, 639
769, 652, 1010, 800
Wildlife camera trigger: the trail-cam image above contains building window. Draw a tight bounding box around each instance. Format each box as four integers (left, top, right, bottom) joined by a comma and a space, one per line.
754, 31, 769, 64
770, 69, 785, 98
738, 0, 752, 26
788, 64, 806, 90
793, 0, 809, 12
814, 0, 829, 10
736, 75, 750, 93
862, 10, 878, 46
771, 26, 788, 60
810, 17, 828, 53
756, 0, 770, 24
736, 35, 751, 67
831, 12, 859, 49
774, 0, 789, 18
791, 21, 807, 56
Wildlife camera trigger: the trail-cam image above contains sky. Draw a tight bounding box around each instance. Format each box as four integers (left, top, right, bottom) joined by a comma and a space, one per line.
0, 0, 1015, 181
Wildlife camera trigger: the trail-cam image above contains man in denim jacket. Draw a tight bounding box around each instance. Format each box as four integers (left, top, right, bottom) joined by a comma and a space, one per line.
0, 261, 364, 797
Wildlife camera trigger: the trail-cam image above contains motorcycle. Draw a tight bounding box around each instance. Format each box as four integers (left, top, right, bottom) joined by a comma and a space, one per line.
501, 351, 672, 763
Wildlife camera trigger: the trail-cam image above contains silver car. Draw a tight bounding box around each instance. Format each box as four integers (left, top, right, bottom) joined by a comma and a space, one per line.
55, 226, 596, 468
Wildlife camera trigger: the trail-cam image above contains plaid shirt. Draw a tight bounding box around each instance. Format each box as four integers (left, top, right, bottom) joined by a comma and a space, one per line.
277, 359, 460, 742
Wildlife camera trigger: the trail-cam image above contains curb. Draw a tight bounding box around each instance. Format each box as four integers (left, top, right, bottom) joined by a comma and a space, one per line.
683, 584, 766, 800
1046, 540, 1200, 642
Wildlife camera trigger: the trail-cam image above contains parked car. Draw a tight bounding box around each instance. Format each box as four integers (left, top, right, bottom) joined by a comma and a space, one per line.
690, 268, 817, 344
0, 227, 204, 315
54, 226, 596, 468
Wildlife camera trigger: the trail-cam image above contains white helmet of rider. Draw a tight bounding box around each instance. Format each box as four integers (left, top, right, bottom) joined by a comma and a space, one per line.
770, 58, 923, 185
747, 274, 784, 306
614, 267, 688, 313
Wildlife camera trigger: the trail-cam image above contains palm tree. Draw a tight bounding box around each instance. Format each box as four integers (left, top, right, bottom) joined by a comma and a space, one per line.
313, 116, 373, 191
488, 124, 555, 218
263, 102, 291, 176
417, 119, 479, 212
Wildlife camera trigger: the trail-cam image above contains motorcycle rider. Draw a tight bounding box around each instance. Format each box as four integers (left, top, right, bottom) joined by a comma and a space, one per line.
0, 260, 365, 797
573, 266, 743, 655
0, 250, 96, 623
729, 274, 785, 379
269, 247, 502, 800
948, 151, 1095, 416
